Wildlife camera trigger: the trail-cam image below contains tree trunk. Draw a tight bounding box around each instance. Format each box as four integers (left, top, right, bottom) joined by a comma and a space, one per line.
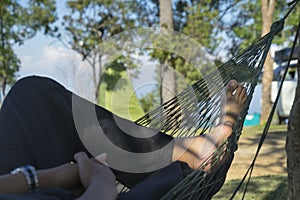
287, 37, 300, 200
260, 0, 276, 124
159, 0, 176, 104
0, 13, 7, 100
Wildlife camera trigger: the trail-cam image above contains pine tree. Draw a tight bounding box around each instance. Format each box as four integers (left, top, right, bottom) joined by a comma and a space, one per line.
0, 0, 58, 103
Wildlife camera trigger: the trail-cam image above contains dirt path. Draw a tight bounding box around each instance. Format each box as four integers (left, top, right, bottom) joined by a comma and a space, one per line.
226, 126, 287, 180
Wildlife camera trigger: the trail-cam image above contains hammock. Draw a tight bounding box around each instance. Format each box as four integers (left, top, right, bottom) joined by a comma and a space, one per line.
132, 2, 299, 199
135, 26, 277, 199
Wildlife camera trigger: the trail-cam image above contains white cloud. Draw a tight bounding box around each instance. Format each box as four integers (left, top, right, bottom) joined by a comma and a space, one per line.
17, 45, 81, 90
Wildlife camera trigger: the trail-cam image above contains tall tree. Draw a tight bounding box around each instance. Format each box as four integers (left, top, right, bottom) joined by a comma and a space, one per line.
159, 0, 176, 103
260, 0, 276, 124
0, 0, 58, 103
222, 0, 296, 124
151, 0, 221, 104
287, 62, 300, 199
287, 22, 300, 200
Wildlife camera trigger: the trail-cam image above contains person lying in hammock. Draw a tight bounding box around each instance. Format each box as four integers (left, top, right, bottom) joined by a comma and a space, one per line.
0, 76, 247, 200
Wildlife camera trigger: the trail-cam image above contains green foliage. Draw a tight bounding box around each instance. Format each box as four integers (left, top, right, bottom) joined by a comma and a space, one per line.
147, 0, 221, 101
213, 175, 287, 200
62, 0, 245, 106
223, 0, 299, 55
61, 0, 299, 111
62, 0, 138, 57
181, 1, 219, 48
150, 49, 202, 87
100, 60, 128, 91
0, 0, 58, 97
98, 63, 145, 121
62, 0, 143, 102
221, 0, 262, 55
0, 45, 20, 86
139, 89, 160, 113
274, 5, 300, 44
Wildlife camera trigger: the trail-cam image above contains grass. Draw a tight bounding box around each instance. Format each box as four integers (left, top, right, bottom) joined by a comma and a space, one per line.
213, 175, 287, 200
242, 124, 288, 136
212, 124, 288, 199
98, 70, 145, 121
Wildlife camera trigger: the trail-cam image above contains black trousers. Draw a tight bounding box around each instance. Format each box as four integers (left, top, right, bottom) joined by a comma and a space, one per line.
0, 76, 192, 200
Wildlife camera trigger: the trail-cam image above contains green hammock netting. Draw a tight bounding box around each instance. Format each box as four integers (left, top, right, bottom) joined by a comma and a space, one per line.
132, 19, 284, 200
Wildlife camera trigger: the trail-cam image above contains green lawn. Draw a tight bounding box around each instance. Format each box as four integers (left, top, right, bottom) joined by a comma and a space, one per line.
213, 124, 288, 200
98, 69, 145, 121
213, 175, 287, 200
242, 124, 288, 136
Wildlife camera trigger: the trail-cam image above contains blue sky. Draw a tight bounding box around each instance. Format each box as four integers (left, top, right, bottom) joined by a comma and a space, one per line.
14, 1, 75, 88
14, 0, 160, 95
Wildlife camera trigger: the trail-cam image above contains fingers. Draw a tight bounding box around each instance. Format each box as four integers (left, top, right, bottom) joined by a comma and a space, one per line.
75, 152, 109, 166
74, 152, 89, 163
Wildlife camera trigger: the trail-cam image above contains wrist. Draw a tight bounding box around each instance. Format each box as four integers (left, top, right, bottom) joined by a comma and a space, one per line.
11, 165, 38, 193
38, 162, 79, 189
55, 162, 79, 188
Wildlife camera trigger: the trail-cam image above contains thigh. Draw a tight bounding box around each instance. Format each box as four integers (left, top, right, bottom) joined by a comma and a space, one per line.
0, 76, 79, 173
73, 93, 175, 187
0, 76, 174, 187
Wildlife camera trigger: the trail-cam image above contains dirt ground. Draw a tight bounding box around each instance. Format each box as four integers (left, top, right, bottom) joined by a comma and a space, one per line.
226, 126, 287, 180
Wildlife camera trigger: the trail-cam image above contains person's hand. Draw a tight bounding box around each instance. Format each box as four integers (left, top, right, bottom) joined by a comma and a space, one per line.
74, 152, 116, 190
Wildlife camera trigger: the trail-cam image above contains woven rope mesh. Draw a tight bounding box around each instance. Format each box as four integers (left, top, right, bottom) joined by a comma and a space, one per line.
133, 23, 279, 199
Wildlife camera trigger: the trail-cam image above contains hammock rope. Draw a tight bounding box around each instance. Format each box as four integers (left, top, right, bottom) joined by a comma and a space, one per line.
131, 2, 299, 199
158, 24, 277, 200
232, 17, 300, 200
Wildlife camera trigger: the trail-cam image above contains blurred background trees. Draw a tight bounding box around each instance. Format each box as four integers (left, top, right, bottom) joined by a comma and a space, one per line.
2, 0, 299, 120
0, 0, 58, 105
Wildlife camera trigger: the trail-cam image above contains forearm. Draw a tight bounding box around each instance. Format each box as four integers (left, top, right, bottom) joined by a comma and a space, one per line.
0, 172, 28, 193
0, 162, 79, 194
39, 162, 79, 189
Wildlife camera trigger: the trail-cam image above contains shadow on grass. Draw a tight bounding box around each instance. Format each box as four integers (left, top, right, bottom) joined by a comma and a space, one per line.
212, 175, 287, 200
213, 125, 288, 199
235, 129, 287, 176
262, 177, 287, 200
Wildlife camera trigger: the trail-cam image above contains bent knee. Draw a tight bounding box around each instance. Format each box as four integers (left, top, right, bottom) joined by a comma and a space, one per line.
11, 76, 63, 93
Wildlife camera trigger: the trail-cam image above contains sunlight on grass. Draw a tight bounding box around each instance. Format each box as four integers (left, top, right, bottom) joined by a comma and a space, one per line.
213, 175, 287, 200
213, 124, 288, 199
242, 124, 288, 136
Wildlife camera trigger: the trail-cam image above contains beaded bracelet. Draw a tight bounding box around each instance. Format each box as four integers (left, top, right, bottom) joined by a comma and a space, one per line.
11, 165, 39, 193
